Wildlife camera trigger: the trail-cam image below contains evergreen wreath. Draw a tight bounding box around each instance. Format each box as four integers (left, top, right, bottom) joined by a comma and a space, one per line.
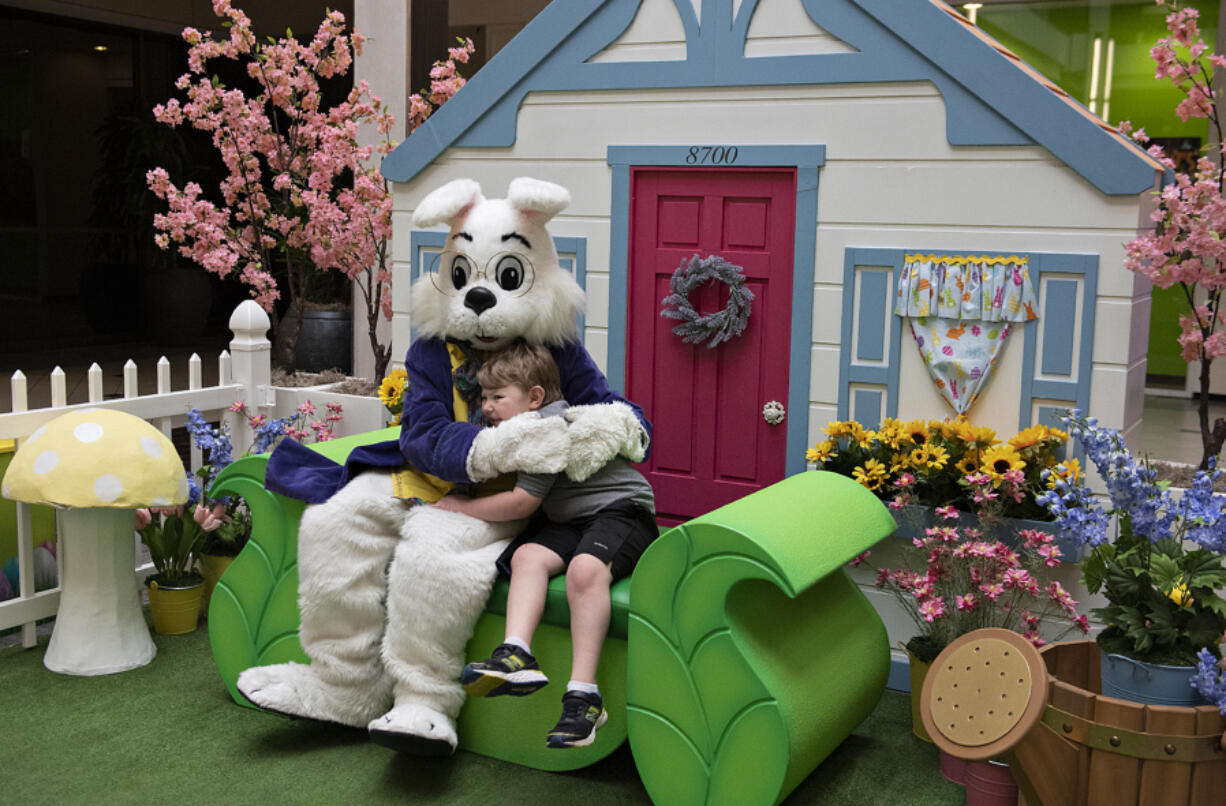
660, 254, 755, 348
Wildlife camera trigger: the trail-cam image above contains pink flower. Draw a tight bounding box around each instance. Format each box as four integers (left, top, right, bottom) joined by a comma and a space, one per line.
1037, 543, 1063, 567
918, 597, 946, 622
135, 508, 152, 530
850, 551, 870, 567
935, 505, 959, 520
956, 593, 978, 611
229, 400, 248, 413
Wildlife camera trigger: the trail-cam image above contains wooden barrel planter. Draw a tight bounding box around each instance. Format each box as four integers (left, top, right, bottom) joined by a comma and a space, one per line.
921, 630, 1226, 806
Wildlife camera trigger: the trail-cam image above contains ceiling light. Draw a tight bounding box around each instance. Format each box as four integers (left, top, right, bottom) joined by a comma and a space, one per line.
963, 3, 983, 25
94, 45, 108, 52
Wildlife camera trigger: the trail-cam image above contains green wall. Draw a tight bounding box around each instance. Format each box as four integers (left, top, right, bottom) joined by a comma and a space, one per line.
981, 1, 1220, 383
0, 446, 57, 571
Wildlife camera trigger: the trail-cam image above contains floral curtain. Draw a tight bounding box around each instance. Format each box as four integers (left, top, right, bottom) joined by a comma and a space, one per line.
895, 254, 1038, 414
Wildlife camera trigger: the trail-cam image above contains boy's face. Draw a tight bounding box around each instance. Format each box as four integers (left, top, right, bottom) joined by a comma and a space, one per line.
481, 384, 544, 426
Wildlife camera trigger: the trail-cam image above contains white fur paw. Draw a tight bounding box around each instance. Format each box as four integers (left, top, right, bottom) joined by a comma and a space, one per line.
367, 704, 458, 757
466, 411, 569, 480
236, 662, 388, 728
563, 402, 648, 481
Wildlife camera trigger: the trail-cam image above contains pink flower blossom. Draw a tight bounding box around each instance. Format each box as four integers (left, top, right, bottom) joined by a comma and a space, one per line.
918, 597, 946, 622
935, 505, 959, 520
851, 551, 870, 567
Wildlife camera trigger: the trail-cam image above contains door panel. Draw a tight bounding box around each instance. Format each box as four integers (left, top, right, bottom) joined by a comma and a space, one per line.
627, 167, 796, 522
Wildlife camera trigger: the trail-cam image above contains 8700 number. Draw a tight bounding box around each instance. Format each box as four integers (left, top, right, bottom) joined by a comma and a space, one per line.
685, 145, 739, 165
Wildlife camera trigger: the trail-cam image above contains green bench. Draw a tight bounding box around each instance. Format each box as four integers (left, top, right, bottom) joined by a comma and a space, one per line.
208, 428, 896, 804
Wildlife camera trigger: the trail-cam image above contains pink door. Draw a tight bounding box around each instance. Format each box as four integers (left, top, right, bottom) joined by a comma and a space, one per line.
627, 167, 796, 523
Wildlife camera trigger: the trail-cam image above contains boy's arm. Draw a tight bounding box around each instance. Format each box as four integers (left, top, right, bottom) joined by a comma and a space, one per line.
433, 488, 542, 522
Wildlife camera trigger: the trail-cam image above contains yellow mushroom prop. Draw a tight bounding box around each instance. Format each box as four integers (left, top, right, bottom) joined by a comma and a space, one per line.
1, 409, 188, 675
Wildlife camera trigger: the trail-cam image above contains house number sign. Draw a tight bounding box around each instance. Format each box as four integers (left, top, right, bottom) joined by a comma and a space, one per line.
684, 145, 739, 165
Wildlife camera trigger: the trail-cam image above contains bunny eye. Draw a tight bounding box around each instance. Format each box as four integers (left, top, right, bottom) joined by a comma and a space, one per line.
450, 255, 470, 290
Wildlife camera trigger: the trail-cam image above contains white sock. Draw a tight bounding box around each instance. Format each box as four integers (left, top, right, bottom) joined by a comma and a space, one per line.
504, 636, 531, 653
567, 680, 599, 696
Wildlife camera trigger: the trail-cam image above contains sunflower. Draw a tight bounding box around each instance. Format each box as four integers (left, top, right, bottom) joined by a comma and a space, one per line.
901, 418, 929, 446
1045, 457, 1082, 489
925, 445, 951, 471
980, 444, 1026, 483
378, 368, 409, 425
934, 415, 967, 440
955, 452, 980, 476
806, 440, 838, 463
957, 422, 998, 449
852, 458, 889, 491
909, 445, 934, 468
875, 418, 906, 449
1008, 424, 1047, 450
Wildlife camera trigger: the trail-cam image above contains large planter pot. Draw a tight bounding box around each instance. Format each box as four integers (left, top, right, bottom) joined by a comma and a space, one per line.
147, 574, 205, 635
293, 308, 352, 373
1100, 650, 1206, 708
965, 759, 1017, 806
892, 504, 1078, 555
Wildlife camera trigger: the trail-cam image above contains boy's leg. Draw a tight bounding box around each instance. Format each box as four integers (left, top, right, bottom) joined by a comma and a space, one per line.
564, 553, 613, 684
548, 500, 656, 748
462, 541, 566, 698
505, 542, 566, 644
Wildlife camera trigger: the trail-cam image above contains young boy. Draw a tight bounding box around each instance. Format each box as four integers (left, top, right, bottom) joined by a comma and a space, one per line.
432, 341, 656, 748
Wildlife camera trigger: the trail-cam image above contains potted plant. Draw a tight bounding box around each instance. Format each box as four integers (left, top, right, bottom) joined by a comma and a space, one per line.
377, 367, 408, 426
136, 502, 209, 636
810, 416, 1074, 528
145, 1, 474, 378
1037, 410, 1226, 709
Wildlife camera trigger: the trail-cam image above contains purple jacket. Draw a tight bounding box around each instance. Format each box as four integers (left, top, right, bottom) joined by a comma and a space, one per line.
265, 338, 651, 504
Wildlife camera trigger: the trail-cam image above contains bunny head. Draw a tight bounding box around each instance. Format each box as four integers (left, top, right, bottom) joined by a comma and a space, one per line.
411, 177, 585, 351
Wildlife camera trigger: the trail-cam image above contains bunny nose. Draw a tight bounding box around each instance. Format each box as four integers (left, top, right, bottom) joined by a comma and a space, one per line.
465, 287, 497, 315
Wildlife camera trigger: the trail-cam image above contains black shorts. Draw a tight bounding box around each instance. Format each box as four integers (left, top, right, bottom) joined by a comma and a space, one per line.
496, 499, 658, 581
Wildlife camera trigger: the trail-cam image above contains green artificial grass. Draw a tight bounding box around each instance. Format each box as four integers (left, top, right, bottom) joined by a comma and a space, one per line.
1, 616, 964, 805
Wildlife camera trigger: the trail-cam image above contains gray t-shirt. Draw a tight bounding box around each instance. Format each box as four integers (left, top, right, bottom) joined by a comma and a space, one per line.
515, 401, 655, 523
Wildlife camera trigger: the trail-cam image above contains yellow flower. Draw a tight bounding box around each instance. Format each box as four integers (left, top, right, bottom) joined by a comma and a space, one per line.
1008, 425, 1047, 450
876, 418, 906, 449
1168, 583, 1192, 608
955, 453, 979, 476
980, 444, 1025, 483
901, 419, 929, 446
852, 458, 889, 491
958, 422, 998, 448
807, 440, 837, 463
1045, 457, 1082, 489
926, 445, 950, 471
909, 445, 933, 468
935, 416, 967, 440
378, 368, 408, 414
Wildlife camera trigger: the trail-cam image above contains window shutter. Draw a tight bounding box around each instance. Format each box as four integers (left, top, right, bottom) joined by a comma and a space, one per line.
838, 248, 905, 427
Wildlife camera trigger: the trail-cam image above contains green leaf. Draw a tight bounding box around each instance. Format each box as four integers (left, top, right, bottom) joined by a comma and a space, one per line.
1149, 553, 1183, 591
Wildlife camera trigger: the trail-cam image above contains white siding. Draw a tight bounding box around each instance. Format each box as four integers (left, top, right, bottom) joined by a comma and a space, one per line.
744, 0, 856, 57
588, 0, 687, 63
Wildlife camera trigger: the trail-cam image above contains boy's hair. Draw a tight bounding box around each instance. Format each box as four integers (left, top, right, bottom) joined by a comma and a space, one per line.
478, 341, 563, 404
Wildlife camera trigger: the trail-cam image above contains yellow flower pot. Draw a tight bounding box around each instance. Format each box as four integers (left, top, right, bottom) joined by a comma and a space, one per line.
147, 577, 204, 635
907, 651, 934, 743
197, 554, 236, 618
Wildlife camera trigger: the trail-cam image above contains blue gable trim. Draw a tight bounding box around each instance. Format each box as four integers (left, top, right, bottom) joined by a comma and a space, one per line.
606, 144, 824, 478
383, 0, 1155, 196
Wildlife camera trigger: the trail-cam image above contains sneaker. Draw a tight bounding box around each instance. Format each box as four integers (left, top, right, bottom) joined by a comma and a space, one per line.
460, 643, 549, 698
546, 690, 608, 748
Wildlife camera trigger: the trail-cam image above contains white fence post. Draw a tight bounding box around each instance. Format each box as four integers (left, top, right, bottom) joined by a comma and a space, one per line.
227, 301, 273, 452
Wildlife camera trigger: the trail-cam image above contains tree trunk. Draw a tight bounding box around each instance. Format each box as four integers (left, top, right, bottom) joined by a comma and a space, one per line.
1196, 356, 1226, 469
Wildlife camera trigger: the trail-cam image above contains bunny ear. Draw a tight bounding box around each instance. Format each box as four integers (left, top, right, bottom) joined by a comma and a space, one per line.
506, 177, 570, 223
412, 178, 484, 228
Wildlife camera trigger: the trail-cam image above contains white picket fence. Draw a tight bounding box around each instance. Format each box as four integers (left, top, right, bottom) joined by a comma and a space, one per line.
0, 300, 387, 648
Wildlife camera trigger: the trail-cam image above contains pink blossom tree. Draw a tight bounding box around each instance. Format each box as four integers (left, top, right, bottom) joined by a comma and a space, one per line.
1124, 1, 1226, 469
147, 0, 473, 379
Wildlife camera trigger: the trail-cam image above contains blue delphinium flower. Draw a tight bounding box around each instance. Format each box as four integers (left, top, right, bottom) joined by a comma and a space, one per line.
1191, 647, 1226, 715
252, 416, 292, 455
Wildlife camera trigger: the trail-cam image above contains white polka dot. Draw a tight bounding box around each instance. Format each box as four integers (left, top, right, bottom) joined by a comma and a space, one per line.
94, 474, 123, 503
27, 425, 47, 444
33, 450, 58, 475
74, 422, 104, 443
152, 496, 170, 507
1, 482, 10, 499
140, 436, 163, 459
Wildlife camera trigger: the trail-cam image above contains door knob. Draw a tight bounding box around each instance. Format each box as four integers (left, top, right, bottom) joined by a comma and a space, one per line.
762, 401, 785, 426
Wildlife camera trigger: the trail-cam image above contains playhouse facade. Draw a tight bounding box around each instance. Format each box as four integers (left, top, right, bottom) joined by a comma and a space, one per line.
380, 0, 1162, 646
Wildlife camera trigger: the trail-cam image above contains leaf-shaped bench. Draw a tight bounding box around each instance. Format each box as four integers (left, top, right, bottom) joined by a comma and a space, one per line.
208, 431, 895, 802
